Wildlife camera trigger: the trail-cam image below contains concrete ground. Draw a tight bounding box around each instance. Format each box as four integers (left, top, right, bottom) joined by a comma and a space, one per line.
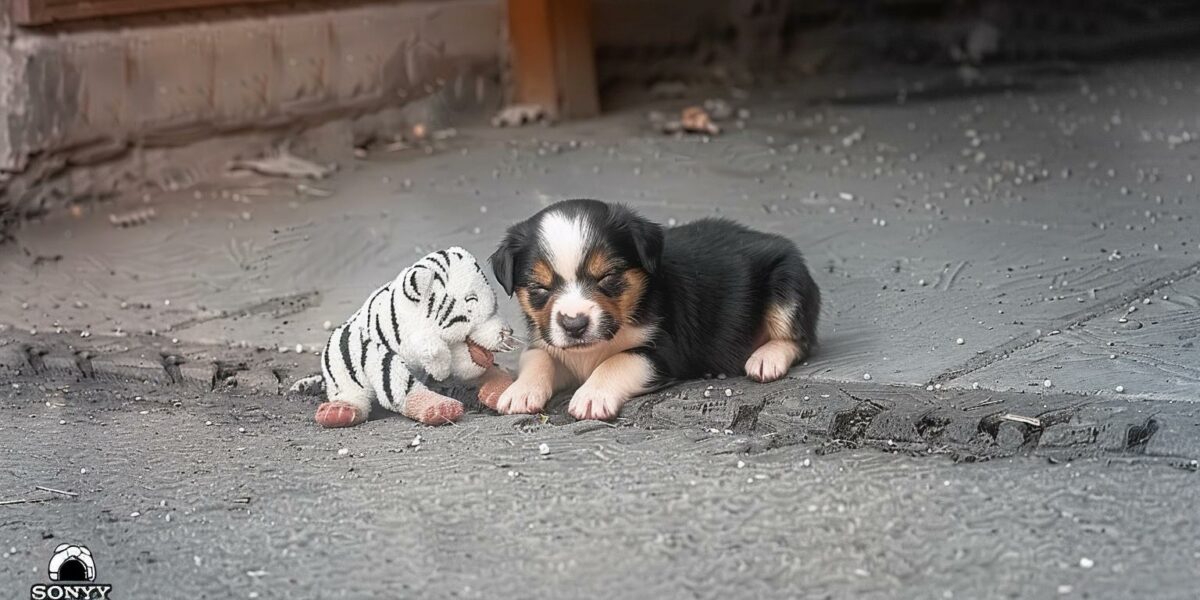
2, 54, 1199, 598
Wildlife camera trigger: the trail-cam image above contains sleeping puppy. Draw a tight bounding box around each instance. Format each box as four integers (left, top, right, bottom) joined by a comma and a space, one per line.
489, 199, 820, 420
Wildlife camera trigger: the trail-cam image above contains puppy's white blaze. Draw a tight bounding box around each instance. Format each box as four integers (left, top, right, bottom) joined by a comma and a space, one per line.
554, 283, 597, 317
549, 283, 603, 346
539, 211, 589, 282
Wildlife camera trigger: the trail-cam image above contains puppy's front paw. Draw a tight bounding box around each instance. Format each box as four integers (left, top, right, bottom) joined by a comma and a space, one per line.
496, 377, 551, 414
568, 385, 626, 421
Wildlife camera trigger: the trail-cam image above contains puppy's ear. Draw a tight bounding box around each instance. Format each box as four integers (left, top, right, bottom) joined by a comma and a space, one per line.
613, 205, 664, 275
489, 226, 526, 296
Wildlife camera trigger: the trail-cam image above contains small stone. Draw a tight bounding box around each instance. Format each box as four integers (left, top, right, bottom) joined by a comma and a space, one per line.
956, 338, 965, 345
1079, 557, 1094, 569
337, 448, 350, 456
863, 373, 872, 381
724, 388, 733, 397
130, 512, 140, 518
322, 320, 333, 331
410, 434, 422, 447
538, 443, 550, 456
737, 460, 746, 469
1114, 385, 1125, 393
1043, 379, 1053, 388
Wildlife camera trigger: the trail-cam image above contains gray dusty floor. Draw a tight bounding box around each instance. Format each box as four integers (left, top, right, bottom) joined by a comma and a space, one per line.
1, 55, 1199, 598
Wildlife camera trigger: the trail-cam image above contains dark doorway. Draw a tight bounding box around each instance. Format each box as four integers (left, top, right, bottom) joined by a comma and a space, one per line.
58, 558, 88, 581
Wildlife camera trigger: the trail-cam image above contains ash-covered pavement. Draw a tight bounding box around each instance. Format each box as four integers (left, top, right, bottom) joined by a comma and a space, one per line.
2, 55, 1200, 598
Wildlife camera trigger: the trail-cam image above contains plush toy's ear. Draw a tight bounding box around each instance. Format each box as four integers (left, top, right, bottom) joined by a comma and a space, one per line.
401, 264, 436, 303
489, 224, 529, 296
611, 204, 664, 275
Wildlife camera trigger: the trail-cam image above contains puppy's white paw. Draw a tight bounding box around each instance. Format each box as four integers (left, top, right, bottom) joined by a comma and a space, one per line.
568, 385, 627, 421
745, 341, 796, 383
496, 377, 551, 414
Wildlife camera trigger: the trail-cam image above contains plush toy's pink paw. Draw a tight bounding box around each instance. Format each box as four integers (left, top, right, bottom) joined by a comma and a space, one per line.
316, 402, 366, 428
405, 390, 465, 425
477, 367, 514, 410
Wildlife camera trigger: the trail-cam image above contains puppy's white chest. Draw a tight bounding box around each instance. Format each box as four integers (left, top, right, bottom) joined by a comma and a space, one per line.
546, 325, 653, 384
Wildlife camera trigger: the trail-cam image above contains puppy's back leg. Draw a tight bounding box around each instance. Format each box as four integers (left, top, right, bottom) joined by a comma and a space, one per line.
317, 324, 373, 427
745, 252, 821, 383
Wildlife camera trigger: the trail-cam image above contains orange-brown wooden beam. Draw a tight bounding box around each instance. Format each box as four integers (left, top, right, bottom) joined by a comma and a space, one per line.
507, 0, 600, 119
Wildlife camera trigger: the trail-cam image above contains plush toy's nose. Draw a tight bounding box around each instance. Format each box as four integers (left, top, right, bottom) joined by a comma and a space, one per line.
557, 313, 590, 338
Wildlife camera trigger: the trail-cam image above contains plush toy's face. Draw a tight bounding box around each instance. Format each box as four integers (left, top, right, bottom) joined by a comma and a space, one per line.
410, 247, 515, 377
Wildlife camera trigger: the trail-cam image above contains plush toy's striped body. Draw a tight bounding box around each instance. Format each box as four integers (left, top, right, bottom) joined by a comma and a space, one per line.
316, 247, 515, 427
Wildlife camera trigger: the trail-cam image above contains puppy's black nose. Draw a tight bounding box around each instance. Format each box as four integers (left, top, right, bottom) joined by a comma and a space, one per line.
557, 313, 590, 338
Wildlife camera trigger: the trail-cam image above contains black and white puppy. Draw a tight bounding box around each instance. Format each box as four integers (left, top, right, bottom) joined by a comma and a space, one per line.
489, 199, 820, 420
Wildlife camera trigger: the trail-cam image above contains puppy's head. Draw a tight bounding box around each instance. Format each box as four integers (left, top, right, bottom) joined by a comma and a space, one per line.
490, 199, 662, 350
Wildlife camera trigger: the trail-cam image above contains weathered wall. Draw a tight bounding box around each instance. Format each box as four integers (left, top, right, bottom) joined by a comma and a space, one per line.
0, 0, 503, 225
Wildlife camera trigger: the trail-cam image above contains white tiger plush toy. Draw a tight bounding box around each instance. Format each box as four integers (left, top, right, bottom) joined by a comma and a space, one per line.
316, 247, 516, 428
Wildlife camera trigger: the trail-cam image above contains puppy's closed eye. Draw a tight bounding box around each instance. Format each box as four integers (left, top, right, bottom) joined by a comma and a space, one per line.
597, 273, 624, 296
526, 285, 552, 307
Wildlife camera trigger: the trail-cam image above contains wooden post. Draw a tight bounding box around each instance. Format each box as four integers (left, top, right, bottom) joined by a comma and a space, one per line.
507, 0, 600, 119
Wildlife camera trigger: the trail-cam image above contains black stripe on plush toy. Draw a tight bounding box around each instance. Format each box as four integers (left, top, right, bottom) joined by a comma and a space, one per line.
439, 298, 456, 325
404, 270, 421, 302
339, 325, 361, 387
381, 352, 393, 401
389, 289, 402, 339
323, 338, 338, 393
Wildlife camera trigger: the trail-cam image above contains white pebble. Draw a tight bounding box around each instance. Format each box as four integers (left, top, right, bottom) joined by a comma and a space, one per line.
1043, 379, 1053, 388
322, 320, 333, 331
295, 344, 304, 354
737, 460, 746, 469
1079, 557, 1094, 569
724, 388, 733, 397
1114, 385, 1125, 393
863, 373, 872, 381
337, 448, 350, 456
956, 337, 964, 345
538, 443, 550, 456
130, 512, 140, 518
410, 434, 422, 447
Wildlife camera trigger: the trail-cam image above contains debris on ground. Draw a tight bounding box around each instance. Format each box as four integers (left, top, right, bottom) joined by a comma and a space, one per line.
999, 413, 1042, 428
659, 106, 721, 136
228, 144, 336, 180
288, 375, 324, 396
492, 104, 550, 127
538, 443, 550, 456
108, 207, 157, 228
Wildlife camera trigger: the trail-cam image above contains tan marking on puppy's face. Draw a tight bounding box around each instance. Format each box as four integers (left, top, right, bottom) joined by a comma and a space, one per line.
585, 248, 648, 329
516, 260, 556, 338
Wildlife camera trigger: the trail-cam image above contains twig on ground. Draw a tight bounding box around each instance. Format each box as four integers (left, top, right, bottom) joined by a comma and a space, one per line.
34, 486, 78, 497
0, 497, 52, 506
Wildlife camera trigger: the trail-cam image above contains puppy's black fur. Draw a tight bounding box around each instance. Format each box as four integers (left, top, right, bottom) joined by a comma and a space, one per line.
491, 199, 820, 385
